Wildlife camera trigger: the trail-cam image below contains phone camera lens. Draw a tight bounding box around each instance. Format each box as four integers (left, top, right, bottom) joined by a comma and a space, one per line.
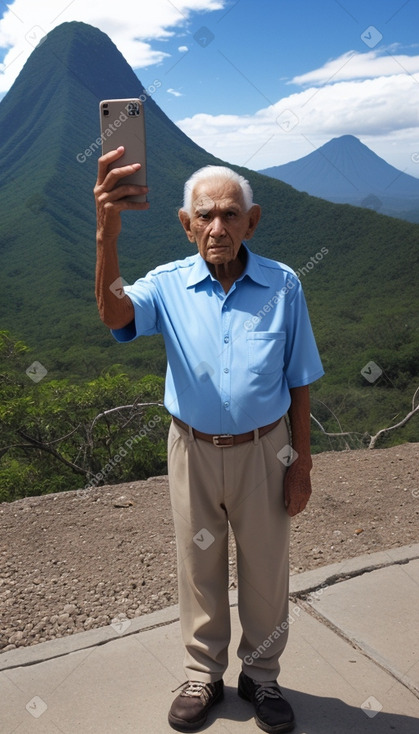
127, 101, 140, 116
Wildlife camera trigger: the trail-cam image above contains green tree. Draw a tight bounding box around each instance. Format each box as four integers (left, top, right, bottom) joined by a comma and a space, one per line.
0, 332, 169, 502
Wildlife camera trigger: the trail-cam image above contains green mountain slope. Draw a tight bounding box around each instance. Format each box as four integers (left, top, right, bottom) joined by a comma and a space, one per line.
0, 21, 418, 450
0, 21, 224, 376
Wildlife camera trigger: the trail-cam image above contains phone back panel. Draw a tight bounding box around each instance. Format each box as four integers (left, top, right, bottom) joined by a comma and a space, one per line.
99, 98, 147, 202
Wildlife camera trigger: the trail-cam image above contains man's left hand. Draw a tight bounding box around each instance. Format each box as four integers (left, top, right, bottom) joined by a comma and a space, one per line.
284, 460, 312, 517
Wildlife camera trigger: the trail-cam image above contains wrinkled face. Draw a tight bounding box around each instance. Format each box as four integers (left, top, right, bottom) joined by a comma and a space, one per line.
179, 178, 261, 266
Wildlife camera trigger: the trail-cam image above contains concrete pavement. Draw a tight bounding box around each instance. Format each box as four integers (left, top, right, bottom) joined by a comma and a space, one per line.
1, 544, 419, 733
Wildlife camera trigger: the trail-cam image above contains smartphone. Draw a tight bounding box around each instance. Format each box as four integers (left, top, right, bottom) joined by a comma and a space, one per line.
99, 98, 147, 203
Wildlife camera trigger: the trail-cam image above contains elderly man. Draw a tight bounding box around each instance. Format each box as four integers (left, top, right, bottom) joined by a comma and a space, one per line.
94, 148, 324, 734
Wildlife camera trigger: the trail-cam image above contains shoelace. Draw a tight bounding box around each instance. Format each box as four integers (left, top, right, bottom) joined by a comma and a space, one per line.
253, 682, 285, 705
172, 681, 213, 703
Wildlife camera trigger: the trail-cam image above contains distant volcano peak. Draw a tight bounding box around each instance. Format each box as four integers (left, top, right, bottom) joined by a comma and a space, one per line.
259, 134, 419, 216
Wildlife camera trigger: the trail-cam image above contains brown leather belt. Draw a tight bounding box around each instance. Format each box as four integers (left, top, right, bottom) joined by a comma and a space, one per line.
172, 416, 282, 447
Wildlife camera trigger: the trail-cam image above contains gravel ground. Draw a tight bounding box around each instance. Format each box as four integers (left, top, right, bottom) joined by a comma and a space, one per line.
1, 443, 418, 652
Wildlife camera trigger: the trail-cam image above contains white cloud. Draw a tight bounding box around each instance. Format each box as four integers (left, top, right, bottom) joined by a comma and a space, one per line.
167, 88, 183, 97
291, 49, 419, 86
178, 45, 189, 53
0, 0, 224, 92
176, 51, 419, 172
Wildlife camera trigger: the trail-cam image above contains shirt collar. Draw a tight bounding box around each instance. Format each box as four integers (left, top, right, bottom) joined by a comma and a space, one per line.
240, 244, 270, 287
186, 253, 212, 288
186, 243, 270, 289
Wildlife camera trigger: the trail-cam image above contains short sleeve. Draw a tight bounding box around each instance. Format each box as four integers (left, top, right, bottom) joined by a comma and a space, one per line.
111, 277, 160, 343
283, 282, 324, 387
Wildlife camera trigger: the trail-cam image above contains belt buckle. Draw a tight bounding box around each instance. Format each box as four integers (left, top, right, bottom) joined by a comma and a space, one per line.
213, 434, 234, 448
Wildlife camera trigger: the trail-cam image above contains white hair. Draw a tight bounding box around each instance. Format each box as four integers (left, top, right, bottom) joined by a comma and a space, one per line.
181, 165, 254, 214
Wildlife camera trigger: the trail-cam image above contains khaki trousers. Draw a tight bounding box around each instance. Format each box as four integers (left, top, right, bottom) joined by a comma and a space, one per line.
167, 417, 291, 683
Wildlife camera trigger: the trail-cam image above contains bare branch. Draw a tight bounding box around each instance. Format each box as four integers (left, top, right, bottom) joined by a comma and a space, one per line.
312, 384, 419, 450
40, 425, 81, 446
368, 402, 419, 449
0, 442, 34, 459
89, 402, 164, 433
311, 399, 347, 434
16, 430, 88, 476
310, 413, 360, 438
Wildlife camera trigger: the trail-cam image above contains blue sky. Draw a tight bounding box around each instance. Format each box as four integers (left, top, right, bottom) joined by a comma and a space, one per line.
0, 0, 418, 172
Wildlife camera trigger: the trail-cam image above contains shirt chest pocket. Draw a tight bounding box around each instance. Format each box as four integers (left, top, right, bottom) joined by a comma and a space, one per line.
247, 332, 286, 375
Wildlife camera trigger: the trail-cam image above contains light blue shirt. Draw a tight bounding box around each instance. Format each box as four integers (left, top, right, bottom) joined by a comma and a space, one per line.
112, 244, 324, 433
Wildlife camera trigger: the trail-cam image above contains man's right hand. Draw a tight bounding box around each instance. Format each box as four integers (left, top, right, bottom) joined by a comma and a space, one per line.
94, 147, 148, 330
94, 146, 149, 240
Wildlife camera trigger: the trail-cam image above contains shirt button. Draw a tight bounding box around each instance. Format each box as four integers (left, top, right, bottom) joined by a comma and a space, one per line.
224, 401, 230, 409
223, 368, 229, 373
224, 336, 229, 343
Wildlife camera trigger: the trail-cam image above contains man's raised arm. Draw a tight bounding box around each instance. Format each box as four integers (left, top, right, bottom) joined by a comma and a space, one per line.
94, 146, 149, 329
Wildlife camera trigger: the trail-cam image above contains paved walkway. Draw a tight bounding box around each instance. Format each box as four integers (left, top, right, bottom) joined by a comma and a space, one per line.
1, 545, 419, 733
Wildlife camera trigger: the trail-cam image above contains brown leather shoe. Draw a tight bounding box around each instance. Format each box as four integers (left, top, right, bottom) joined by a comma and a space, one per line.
168, 679, 224, 731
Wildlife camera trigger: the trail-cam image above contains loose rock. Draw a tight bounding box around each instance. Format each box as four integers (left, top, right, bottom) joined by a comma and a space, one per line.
0, 446, 417, 651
